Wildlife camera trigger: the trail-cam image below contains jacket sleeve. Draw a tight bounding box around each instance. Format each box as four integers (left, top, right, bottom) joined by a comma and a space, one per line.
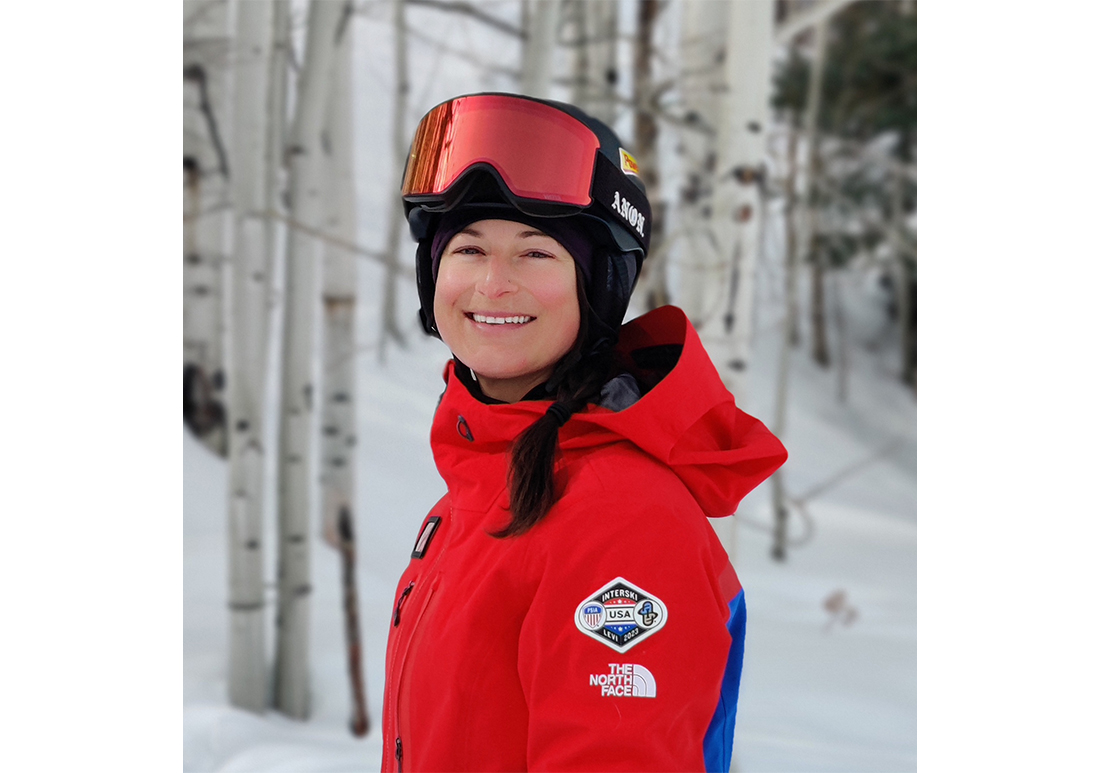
515, 474, 745, 773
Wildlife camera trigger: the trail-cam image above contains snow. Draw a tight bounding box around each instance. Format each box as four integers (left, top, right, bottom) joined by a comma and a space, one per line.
184, 5, 916, 771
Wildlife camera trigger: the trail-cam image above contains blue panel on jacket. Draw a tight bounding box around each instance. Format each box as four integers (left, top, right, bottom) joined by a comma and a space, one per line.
702, 591, 746, 773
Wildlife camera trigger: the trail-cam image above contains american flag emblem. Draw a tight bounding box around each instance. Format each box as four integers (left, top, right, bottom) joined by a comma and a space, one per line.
582, 604, 604, 630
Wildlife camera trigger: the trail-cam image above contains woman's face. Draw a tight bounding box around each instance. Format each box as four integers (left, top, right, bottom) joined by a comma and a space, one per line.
434, 219, 581, 403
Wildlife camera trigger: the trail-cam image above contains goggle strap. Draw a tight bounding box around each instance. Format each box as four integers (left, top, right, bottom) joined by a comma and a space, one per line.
591, 152, 652, 255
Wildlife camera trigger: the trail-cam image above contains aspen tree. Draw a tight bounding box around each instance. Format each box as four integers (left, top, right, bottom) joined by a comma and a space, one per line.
690, 0, 774, 567
675, 0, 739, 565
769, 126, 800, 563
675, 0, 727, 327
274, 0, 345, 720
380, 0, 409, 358
805, 19, 830, 368
520, 0, 559, 98
225, 0, 274, 713
183, 0, 230, 456
320, 1, 358, 552
319, 7, 369, 734
568, 0, 617, 125
709, 0, 775, 400
265, 0, 291, 271
769, 17, 829, 562
631, 0, 668, 310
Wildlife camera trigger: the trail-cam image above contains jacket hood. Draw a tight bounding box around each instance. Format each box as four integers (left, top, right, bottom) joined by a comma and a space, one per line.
431, 306, 788, 518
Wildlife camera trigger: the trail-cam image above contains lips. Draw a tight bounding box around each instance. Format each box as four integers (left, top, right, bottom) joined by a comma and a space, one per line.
468, 313, 534, 325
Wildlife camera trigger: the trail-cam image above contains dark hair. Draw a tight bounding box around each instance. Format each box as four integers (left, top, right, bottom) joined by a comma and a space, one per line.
493, 269, 614, 538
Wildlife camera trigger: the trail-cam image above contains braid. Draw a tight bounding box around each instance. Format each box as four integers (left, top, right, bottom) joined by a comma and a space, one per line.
493, 270, 613, 538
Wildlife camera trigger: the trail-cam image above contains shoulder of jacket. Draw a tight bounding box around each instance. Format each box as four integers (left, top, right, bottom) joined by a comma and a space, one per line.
569, 442, 687, 503
546, 446, 711, 544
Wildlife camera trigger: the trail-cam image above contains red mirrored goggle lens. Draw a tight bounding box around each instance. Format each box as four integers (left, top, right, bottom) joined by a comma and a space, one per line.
401, 95, 600, 208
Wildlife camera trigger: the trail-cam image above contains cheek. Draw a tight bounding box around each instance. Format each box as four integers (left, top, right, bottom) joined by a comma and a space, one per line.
540, 278, 582, 352
433, 270, 464, 343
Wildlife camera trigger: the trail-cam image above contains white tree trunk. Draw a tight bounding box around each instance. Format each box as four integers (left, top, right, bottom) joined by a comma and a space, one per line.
678, 0, 735, 565
631, 0, 669, 310
770, 128, 798, 561
707, 0, 775, 399
225, 0, 274, 714
320, 11, 358, 551
184, 0, 231, 457
521, 0, 559, 98
675, 0, 727, 326
320, 15, 368, 733
697, 0, 774, 566
804, 19, 830, 368
569, 0, 618, 125
265, 0, 291, 256
274, 0, 344, 720
888, 161, 916, 388
380, 0, 408, 359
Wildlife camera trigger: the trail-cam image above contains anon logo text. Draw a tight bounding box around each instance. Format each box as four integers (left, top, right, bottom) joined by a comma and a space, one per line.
611, 190, 646, 238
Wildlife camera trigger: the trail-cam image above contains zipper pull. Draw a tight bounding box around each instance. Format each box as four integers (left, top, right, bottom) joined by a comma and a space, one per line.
395, 736, 404, 773
393, 581, 414, 627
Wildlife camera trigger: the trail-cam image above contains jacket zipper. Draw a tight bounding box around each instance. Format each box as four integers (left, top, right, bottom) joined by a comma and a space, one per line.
385, 508, 452, 772
393, 581, 414, 627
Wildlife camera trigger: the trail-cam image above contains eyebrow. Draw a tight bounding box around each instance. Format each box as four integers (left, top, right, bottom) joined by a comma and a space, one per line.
455, 227, 551, 240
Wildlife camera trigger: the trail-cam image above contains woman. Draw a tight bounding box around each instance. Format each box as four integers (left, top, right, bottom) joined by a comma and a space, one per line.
382, 94, 787, 773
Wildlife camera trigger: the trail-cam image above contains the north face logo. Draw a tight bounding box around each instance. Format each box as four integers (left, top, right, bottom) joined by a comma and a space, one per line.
589, 663, 657, 698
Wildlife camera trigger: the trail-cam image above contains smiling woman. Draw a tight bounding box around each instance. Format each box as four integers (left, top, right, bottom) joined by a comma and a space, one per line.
380, 93, 787, 773
434, 219, 580, 402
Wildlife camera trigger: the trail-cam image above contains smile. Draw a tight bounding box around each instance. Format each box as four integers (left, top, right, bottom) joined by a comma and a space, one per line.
468, 313, 534, 325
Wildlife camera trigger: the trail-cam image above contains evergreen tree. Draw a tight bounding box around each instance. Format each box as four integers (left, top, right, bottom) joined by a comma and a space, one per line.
773, 0, 917, 387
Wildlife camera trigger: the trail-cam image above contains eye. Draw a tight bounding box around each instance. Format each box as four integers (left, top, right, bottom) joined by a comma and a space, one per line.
524, 249, 555, 259
449, 244, 483, 256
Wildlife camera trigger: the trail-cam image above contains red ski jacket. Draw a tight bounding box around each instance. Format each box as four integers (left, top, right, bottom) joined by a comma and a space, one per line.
381, 306, 787, 773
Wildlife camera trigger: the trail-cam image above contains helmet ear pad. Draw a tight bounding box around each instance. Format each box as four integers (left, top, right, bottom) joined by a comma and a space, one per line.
416, 236, 441, 338
583, 246, 641, 353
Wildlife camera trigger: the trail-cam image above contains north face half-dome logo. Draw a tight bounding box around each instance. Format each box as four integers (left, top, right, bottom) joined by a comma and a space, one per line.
589, 663, 657, 698
574, 577, 668, 652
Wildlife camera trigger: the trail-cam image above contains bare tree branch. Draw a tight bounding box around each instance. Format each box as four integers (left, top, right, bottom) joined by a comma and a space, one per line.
183, 64, 231, 179
792, 439, 905, 505
334, 0, 355, 44
184, 0, 222, 31
405, 0, 524, 38
405, 26, 521, 78
261, 210, 412, 275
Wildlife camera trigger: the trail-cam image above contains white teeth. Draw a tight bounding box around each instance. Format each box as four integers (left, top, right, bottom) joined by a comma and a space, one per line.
472, 314, 532, 325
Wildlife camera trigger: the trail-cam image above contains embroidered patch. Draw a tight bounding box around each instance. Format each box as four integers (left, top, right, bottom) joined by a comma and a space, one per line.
410, 516, 441, 559
574, 577, 668, 652
589, 663, 656, 698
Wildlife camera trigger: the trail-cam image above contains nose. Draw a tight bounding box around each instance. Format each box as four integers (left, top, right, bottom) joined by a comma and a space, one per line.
475, 255, 517, 298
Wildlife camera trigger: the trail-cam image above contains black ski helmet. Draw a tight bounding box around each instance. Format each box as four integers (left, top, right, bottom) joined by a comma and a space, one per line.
400, 93, 651, 354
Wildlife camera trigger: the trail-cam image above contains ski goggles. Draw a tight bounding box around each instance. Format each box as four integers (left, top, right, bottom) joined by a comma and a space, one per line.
402, 94, 651, 254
